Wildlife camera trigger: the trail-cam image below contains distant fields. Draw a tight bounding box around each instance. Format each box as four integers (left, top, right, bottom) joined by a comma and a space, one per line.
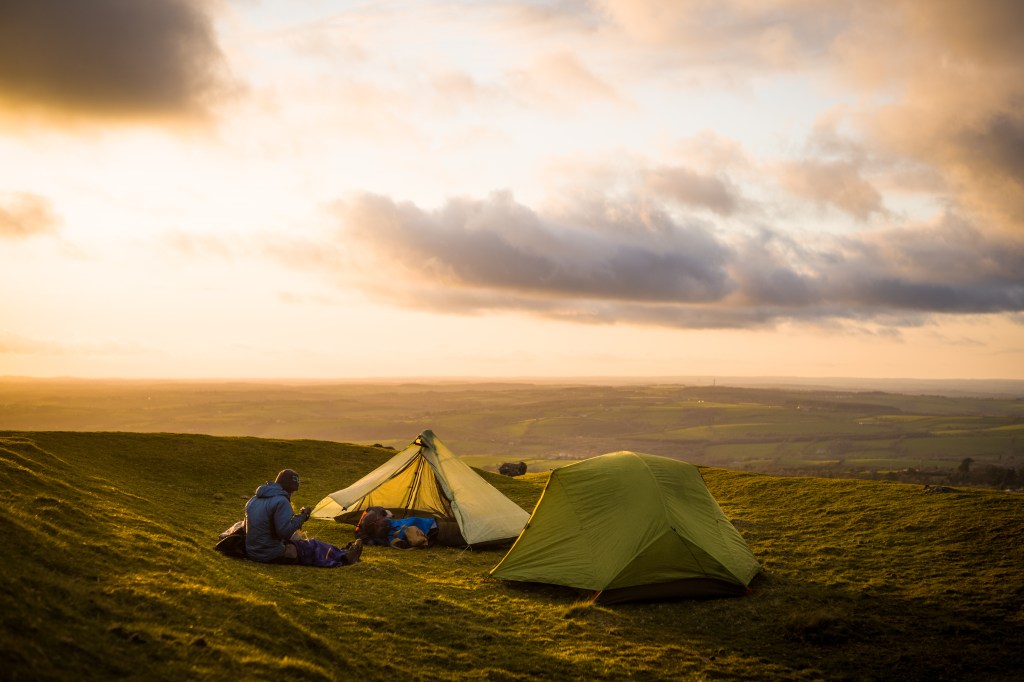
0, 378, 1021, 483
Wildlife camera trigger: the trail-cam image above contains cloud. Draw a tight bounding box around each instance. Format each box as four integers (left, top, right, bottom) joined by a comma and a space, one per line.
132, 1, 1024, 333
831, 215, 1024, 313
589, 1, 1023, 231
0, 192, 60, 238
634, 134, 755, 217
729, 229, 822, 308
510, 52, 622, 111
0, 332, 142, 356
0, 0, 229, 120
829, 0, 1024, 231
0, 334, 58, 355
642, 165, 742, 215
593, 0, 847, 69
163, 229, 238, 260
335, 191, 733, 303
779, 159, 884, 220
313, 191, 1024, 330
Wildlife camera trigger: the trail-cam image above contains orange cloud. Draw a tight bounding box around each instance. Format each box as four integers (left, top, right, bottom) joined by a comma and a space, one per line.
594, 0, 845, 68
832, 0, 1024, 232
779, 159, 884, 220
507, 51, 623, 114
0, 192, 60, 238
643, 165, 743, 215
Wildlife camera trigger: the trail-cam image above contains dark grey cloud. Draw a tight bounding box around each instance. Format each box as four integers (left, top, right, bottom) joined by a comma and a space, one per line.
821, 217, 1024, 315
957, 110, 1024, 186
0, 192, 60, 238
0, 0, 227, 119
730, 230, 822, 308
325, 191, 1024, 330
339, 192, 734, 303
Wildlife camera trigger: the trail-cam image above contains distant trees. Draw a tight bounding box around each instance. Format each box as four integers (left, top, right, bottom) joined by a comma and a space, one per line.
952, 457, 982, 485
974, 464, 1020, 489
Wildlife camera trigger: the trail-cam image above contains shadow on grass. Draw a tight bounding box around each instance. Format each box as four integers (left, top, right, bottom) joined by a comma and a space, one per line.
488, 570, 1021, 681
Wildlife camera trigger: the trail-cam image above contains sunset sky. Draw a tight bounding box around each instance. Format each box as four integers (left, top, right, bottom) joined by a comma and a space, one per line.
2, 0, 1022, 380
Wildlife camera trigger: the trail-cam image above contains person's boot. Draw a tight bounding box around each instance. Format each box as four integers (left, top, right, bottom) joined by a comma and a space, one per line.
345, 538, 363, 564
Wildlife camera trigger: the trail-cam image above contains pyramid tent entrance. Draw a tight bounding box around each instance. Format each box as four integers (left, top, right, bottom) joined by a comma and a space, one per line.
312, 430, 529, 547
489, 451, 760, 603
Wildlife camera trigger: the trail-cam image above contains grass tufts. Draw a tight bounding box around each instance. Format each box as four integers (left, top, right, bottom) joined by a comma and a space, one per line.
561, 599, 599, 620
783, 608, 851, 644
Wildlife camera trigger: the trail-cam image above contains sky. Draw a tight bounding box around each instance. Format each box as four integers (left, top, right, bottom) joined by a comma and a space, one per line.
1, 0, 1023, 381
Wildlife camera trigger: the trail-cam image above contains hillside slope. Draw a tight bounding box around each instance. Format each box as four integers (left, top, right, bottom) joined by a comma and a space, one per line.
0, 431, 1021, 681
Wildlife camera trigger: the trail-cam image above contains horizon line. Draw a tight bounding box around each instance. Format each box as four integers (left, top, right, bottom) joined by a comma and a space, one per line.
3, 374, 1023, 386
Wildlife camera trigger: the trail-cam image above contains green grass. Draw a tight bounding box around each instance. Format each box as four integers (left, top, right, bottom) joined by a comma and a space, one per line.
2, 430, 1023, 680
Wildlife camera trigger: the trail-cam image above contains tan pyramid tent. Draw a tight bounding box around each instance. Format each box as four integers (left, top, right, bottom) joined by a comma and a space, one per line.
311, 430, 529, 547
490, 451, 760, 603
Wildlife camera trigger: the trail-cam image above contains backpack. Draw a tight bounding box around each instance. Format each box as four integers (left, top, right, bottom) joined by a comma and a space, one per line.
215, 520, 247, 558
355, 506, 391, 541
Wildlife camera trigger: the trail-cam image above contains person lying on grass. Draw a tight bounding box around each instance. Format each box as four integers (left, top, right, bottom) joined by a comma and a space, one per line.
355, 506, 437, 549
245, 469, 363, 567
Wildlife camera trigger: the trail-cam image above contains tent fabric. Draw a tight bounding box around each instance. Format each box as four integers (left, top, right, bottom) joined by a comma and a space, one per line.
489, 451, 760, 603
312, 430, 529, 547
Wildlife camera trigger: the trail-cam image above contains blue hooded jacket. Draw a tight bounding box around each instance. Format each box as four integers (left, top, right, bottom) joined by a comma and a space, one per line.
244, 482, 306, 562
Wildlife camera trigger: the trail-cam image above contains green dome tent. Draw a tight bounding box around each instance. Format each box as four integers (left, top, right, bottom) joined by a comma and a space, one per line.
311, 430, 529, 547
490, 451, 760, 603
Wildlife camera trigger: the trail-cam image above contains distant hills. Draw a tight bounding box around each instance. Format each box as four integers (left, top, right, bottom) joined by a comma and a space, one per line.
1, 378, 1020, 484
4, 374, 1023, 397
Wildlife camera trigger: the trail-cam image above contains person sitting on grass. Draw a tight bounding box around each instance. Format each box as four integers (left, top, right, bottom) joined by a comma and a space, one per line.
245, 469, 362, 567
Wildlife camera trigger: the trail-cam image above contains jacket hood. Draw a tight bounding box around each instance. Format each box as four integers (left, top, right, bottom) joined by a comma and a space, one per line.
255, 482, 291, 499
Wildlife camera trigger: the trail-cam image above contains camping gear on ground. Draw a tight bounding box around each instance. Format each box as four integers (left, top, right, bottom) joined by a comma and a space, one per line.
392, 524, 429, 549
215, 520, 246, 558
214, 519, 359, 566
354, 506, 392, 543
489, 451, 760, 604
384, 516, 437, 549
311, 430, 529, 548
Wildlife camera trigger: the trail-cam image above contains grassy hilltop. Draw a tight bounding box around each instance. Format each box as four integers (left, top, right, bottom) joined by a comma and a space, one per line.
1, 431, 1022, 681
